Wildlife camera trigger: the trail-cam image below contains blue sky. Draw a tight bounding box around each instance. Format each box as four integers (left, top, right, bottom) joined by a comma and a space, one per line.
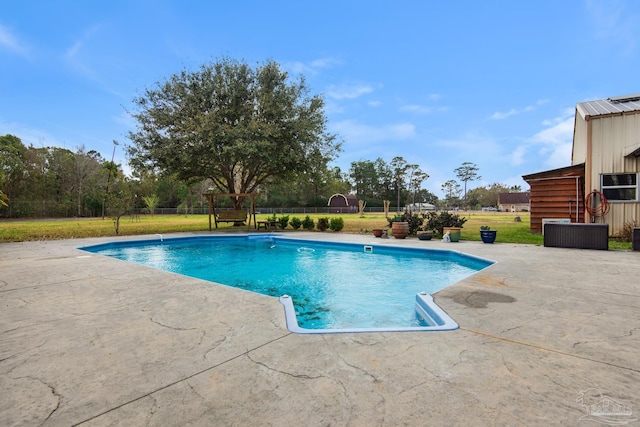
2, 1, 639, 197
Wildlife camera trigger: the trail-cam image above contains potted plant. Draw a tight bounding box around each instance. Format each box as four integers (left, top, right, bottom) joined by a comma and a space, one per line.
417, 228, 434, 240
480, 225, 497, 243
372, 228, 384, 238
387, 214, 409, 239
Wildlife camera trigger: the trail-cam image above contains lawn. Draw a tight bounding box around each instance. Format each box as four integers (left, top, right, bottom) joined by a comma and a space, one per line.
0, 211, 631, 249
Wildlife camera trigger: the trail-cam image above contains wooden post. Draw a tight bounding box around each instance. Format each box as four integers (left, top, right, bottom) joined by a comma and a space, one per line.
206, 193, 213, 231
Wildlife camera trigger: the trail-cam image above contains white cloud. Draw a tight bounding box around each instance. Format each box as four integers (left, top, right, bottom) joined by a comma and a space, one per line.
400, 104, 448, 114
326, 83, 374, 100
65, 40, 83, 59
65, 24, 101, 60
0, 24, 29, 56
323, 100, 345, 115
490, 108, 518, 120
285, 57, 341, 75
532, 115, 574, 146
490, 99, 549, 120
399, 93, 447, 114
331, 120, 416, 145
508, 145, 528, 166
432, 132, 500, 155
64, 24, 104, 82
528, 109, 575, 168
309, 58, 340, 69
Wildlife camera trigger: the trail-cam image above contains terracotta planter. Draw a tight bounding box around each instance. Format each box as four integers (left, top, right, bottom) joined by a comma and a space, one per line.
442, 227, 462, 242
391, 222, 409, 239
372, 229, 384, 238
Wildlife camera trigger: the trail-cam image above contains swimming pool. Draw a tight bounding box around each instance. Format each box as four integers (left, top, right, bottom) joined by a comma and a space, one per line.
80, 235, 494, 333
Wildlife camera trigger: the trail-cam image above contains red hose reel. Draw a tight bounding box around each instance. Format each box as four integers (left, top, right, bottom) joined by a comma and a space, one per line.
585, 190, 609, 218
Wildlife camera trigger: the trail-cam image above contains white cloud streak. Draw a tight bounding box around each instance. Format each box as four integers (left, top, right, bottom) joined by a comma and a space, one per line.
331, 120, 416, 145
326, 83, 374, 100
0, 24, 29, 56
521, 108, 575, 169
490, 99, 549, 120
63, 24, 105, 83
400, 104, 448, 114
284, 57, 341, 75
65, 24, 102, 60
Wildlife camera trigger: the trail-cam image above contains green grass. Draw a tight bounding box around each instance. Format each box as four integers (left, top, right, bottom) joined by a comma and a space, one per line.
0, 211, 632, 250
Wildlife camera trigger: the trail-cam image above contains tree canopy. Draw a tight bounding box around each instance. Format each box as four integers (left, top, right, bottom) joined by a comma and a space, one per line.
0, 134, 112, 217
454, 161, 481, 203
127, 57, 341, 208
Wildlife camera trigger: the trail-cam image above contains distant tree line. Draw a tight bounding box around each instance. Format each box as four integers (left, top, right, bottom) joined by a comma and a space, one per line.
0, 132, 522, 218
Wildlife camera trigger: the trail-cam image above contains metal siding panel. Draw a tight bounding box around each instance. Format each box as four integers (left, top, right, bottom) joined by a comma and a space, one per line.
590, 119, 604, 193
607, 203, 633, 237
573, 114, 588, 164
622, 114, 640, 169
590, 114, 640, 236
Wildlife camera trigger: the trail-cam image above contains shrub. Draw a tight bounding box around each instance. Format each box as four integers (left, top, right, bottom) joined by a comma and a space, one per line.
277, 215, 290, 230
316, 217, 329, 231
302, 215, 315, 230
619, 220, 638, 241
289, 217, 302, 230
423, 211, 467, 236
329, 217, 344, 232
386, 214, 405, 227
405, 213, 423, 235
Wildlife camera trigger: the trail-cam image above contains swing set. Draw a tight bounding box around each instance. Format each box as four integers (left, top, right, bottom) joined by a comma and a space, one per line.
202, 192, 259, 231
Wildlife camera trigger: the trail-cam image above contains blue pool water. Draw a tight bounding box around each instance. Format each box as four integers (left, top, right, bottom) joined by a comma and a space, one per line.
81, 235, 493, 332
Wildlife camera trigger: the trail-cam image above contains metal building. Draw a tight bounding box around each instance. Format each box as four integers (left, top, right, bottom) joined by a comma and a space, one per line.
524, 93, 640, 236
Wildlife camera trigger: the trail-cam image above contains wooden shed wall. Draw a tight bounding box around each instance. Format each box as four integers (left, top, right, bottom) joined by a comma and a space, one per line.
527, 177, 585, 234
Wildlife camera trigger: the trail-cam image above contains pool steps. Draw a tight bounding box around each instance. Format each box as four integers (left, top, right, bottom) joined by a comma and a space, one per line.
279, 292, 459, 334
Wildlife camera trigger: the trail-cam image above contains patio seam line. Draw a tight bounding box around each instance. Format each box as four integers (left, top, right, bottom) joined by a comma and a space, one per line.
463, 327, 639, 373
70, 331, 293, 426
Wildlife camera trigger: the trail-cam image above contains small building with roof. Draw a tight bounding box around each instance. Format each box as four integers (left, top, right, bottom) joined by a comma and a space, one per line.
327, 194, 359, 213
497, 192, 530, 212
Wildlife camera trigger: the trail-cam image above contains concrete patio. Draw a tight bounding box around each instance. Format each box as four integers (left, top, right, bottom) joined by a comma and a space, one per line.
1, 232, 639, 426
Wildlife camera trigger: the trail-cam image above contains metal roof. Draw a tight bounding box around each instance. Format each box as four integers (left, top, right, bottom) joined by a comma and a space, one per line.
576, 94, 640, 119
497, 192, 530, 205
522, 163, 585, 181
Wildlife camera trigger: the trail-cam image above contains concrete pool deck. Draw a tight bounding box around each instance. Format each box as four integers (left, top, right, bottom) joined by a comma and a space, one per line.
1, 232, 639, 426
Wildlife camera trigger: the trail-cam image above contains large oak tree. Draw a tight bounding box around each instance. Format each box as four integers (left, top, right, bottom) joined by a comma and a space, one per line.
127, 58, 340, 208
